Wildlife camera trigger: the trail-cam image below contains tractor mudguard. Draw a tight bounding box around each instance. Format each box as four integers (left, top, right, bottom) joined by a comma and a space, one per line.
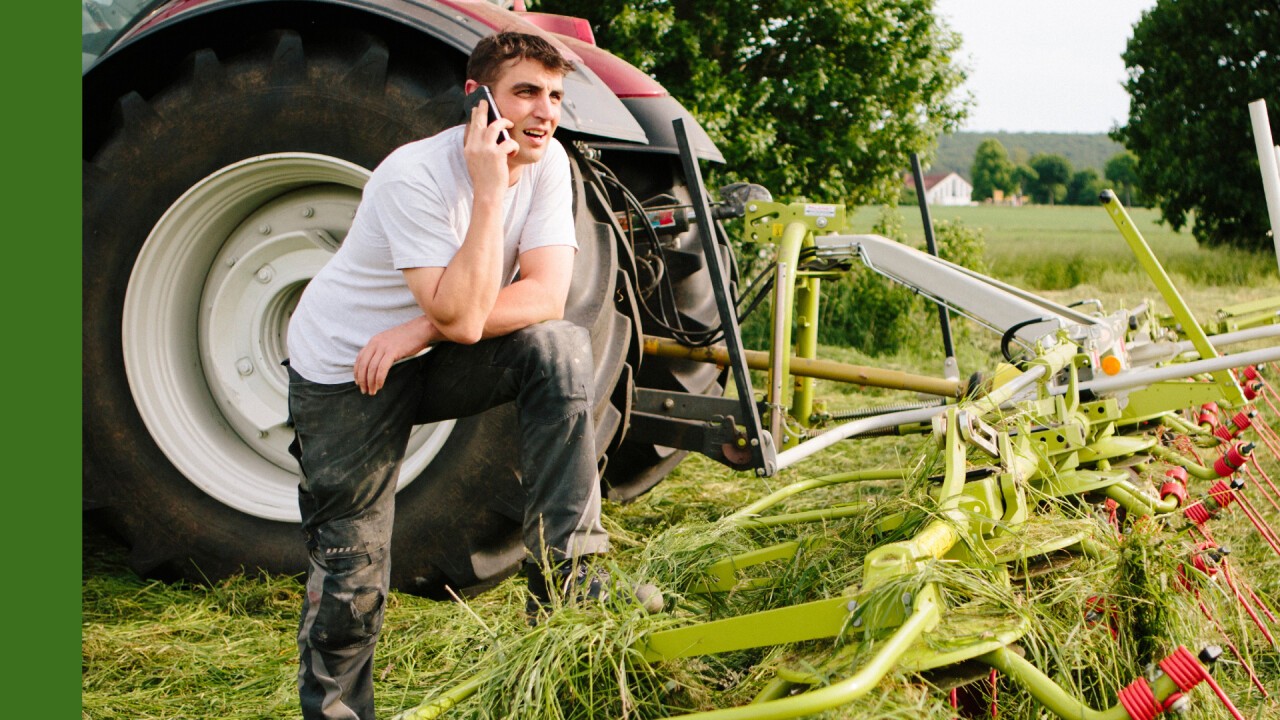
86, 0, 718, 161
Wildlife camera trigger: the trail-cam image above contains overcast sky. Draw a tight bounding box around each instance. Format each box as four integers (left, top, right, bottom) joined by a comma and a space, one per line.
933, 0, 1157, 134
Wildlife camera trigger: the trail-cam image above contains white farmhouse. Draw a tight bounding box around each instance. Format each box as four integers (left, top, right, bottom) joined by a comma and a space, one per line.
903, 171, 973, 206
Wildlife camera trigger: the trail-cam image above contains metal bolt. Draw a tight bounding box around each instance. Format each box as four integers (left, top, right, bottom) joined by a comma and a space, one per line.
846, 600, 859, 613
236, 358, 254, 376
662, 398, 675, 411
1198, 645, 1223, 664
750, 438, 759, 446
225, 257, 238, 267
258, 224, 272, 235
302, 206, 315, 218
816, 216, 828, 228
258, 430, 269, 439
748, 204, 758, 212
756, 468, 766, 476
256, 265, 275, 284
852, 617, 863, 628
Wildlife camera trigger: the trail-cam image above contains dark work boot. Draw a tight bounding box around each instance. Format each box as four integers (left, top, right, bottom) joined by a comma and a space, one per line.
524, 560, 665, 626
524, 559, 609, 625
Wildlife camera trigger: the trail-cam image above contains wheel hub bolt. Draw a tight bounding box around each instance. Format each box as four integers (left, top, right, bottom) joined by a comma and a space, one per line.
236, 358, 254, 376
256, 265, 275, 283
258, 224, 272, 235
302, 206, 315, 218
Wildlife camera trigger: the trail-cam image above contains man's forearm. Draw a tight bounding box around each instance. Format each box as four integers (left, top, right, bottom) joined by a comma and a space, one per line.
479, 277, 566, 339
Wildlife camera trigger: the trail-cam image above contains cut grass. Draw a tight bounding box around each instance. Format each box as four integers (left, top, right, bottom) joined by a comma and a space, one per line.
84, 415, 1280, 719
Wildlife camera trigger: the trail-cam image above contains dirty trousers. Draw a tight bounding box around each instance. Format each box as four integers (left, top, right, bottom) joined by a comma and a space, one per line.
287, 320, 609, 720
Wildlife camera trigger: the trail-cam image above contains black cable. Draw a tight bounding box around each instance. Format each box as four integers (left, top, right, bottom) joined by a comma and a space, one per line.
1001, 317, 1054, 363
596, 163, 730, 345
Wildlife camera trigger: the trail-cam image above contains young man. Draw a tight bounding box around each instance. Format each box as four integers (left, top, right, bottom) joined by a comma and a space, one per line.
285, 32, 608, 720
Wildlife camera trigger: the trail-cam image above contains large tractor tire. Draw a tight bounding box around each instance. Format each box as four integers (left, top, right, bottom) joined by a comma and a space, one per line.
83, 25, 631, 597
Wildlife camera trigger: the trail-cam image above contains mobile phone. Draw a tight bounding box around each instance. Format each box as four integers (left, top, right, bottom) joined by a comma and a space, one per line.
463, 85, 512, 145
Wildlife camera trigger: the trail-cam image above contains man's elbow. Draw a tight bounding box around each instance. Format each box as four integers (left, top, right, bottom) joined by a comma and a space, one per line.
435, 321, 485, 345
428, 311, 486, 345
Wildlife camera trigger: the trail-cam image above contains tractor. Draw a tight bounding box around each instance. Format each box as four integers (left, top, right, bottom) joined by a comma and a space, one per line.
84, 2, 1280, 717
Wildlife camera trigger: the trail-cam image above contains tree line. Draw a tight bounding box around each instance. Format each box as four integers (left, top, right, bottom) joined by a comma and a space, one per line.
970, 139, 1142, 207
534, 0, 1277, 252
933, 132, 1124, 180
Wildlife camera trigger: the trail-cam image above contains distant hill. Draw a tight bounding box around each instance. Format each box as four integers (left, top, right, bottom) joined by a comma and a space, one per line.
928, 132, 1126, 180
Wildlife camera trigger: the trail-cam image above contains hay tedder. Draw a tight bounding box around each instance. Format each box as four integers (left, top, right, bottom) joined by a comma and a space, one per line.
84, 0, 1280, 716
393, 122, 1280, 718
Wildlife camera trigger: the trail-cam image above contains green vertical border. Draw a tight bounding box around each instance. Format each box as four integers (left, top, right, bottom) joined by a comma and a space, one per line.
9, 3, 82, 716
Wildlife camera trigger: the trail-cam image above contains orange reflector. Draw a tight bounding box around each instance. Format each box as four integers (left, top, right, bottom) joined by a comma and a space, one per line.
1101, 355, 1123, 376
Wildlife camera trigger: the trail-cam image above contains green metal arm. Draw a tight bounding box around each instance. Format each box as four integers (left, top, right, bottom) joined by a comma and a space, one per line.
654, 592, 941, 720
1150, 444, 1221, 480
724, 468, 908, 523
1100, 190, 1244, 407
1103, 481, 1181, 517
980, 646, 1181, 720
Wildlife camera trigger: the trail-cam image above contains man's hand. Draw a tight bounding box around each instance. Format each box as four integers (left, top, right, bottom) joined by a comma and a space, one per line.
463, 98, 518, 194
354, 316, 438, 395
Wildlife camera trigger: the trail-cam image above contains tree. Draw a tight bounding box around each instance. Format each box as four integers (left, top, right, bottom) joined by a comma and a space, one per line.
1066, 169, 1106, 206
1012, 164, 1037, 199
534, 0, 970, 204
1027, 153, 1071, 205
1114, 2, 1279, 249
1104, 150, 1141, 207
970, 138, 1015, 201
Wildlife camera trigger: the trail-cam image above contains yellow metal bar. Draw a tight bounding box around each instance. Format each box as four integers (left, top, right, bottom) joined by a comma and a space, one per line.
792, 273, 821, 431
772, 222, 811, 447
1100, 190, 1244, 406
638, 596, 856, 662
653, 592, 940, 720
862, 408, 969, 590
980, 646, 1179, 720
725, 468, 909, 521
642, 337, 963, 397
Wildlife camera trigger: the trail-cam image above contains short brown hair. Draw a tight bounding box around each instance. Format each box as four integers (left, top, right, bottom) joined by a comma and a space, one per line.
466, 31, 576, 84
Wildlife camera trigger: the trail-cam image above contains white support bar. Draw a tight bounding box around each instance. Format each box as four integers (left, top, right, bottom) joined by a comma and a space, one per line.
1248, 99, 1280, 271
1079, 345, 1280, 396
774, 363, 1051, 470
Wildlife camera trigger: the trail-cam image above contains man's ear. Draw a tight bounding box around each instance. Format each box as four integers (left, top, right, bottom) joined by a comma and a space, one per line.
463, 79, 479, 95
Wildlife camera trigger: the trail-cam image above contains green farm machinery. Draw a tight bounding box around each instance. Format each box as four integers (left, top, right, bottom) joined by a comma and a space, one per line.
393, 125, 1280, 719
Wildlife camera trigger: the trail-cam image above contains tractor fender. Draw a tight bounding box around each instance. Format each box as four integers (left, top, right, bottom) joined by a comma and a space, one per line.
86, 0, 719, 160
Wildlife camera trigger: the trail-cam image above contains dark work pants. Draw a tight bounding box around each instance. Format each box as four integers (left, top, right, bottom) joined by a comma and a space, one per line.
287, 320, 608, 720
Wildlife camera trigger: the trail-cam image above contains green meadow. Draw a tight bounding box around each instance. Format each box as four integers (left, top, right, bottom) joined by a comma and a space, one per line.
844, 205, 1279, 350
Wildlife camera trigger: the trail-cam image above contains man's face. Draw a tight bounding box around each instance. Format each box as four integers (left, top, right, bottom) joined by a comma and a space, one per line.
479, 58, 566, 168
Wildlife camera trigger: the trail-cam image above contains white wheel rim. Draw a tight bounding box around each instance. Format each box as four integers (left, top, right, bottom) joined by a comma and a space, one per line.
123, 153, 454, 521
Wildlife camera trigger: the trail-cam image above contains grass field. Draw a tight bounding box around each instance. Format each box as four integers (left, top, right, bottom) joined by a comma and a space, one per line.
83, 204, 1280, 719
854, 203, 1279, 293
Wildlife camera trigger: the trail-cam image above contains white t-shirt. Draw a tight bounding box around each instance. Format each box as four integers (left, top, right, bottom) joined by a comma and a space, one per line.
287, 125, 576, 383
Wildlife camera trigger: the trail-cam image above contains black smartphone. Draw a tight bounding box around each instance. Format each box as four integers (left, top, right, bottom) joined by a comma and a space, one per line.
463, 85, 512, 144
